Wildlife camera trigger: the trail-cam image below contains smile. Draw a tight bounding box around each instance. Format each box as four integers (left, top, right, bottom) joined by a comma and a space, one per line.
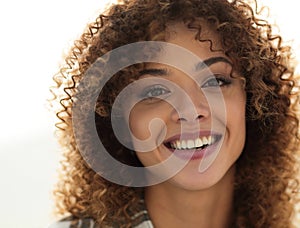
163, 132, 222, 160
165, 133, 222, 149
168, 135, 217, 150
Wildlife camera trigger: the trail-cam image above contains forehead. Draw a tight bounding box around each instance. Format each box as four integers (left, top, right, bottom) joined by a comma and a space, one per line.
146, 22, 228, 75
166, 21, 224, 56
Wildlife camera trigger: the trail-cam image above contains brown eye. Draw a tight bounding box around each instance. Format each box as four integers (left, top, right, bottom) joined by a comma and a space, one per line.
202, 76, 231, 88
142, 84, 170, 98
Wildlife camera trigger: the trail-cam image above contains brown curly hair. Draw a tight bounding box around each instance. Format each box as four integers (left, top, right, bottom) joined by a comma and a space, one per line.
50, 0, 300, 227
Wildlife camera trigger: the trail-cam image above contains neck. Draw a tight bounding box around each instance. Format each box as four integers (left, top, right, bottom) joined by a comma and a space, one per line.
144, 166, 235, 228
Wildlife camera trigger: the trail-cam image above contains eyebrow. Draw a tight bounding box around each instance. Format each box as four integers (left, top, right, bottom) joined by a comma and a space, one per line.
195, 56, 232, 71
139, 68, 169, 77
139, 56, 232, 77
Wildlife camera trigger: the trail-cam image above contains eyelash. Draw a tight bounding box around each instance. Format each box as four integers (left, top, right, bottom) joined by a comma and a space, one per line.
141, 84, 170, 99
202, 75, 232, 88
139, 75, 231, 100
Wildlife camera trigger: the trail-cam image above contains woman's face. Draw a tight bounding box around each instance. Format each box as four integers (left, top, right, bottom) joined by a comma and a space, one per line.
126, 22, 246, 190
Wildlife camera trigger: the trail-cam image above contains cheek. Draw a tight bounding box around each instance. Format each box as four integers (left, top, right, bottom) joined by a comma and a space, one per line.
224, 84, 246, 122
128, 103, 170, 159
128, 108, 151, 141
128, 104, 168, 141
237, 92, 246, 121
228, 100, 246, 124
226, 91, 246, 146
129, 106, 166, 166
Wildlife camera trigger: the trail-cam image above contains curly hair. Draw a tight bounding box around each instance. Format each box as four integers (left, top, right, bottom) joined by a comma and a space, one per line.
50, 0, 300, 227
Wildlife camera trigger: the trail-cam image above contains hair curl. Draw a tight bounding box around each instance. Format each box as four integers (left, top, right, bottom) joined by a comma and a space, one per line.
50, 0, 300, 227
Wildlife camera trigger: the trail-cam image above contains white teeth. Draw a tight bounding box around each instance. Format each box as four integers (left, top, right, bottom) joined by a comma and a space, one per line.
171, 142, 176, 149
187, 140, 195, 149
195, 138, 202, 147
176, 140, 181, 149
202, 136, 208, 145
169, 135, 218, 150
181, 140, 187, 149
208, 136, 212, 145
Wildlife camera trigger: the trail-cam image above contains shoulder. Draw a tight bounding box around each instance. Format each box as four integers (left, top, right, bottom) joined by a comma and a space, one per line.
131, 210, 154, 228
48, 206, 153, 228
48, 216, 98, 228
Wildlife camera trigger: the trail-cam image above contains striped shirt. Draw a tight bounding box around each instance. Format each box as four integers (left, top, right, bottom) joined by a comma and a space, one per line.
48, 209, 154, 228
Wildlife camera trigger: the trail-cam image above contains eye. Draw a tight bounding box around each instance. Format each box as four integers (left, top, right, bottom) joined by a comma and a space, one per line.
141, 84, 170, 99
202, 75, 231, 88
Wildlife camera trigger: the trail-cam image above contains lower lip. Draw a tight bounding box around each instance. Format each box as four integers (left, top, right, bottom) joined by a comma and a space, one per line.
167, 142, 220, 161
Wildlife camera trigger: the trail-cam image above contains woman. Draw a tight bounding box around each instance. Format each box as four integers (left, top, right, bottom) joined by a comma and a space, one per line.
50, 0, 300, 227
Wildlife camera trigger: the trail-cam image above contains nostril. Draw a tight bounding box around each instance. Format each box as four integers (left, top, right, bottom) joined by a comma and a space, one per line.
177, 114, 204, 122
171, 103, 209, 123
195, 114, 204, 120
178, 117, 187, 122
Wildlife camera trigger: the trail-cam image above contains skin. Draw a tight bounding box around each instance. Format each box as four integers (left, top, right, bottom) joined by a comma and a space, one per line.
127, 22, 246, 227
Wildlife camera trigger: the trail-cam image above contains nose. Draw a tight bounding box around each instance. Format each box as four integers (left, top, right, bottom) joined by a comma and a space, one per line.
170, 85, 210, 124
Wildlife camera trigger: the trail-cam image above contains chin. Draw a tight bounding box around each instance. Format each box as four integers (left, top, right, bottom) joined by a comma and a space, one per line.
167, 162, 236, 191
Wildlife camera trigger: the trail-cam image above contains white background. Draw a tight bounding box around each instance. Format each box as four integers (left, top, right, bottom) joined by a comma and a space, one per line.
0, 1, 298, 227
